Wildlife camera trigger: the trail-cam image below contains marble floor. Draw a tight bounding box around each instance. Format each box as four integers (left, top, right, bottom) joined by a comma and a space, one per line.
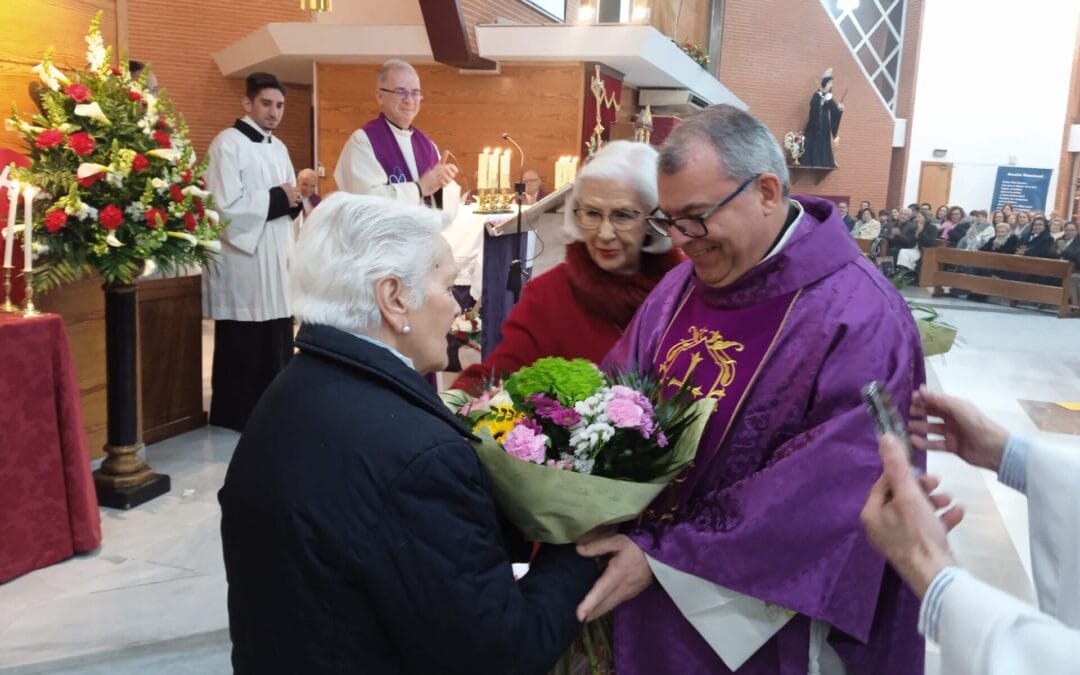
1, 287, 1077, 673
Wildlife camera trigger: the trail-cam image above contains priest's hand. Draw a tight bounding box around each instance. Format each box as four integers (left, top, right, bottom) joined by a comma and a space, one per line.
860, 433, 963, 599
908, 385, 1009, 472
575, 533, 653, 622
418, 151, 460, 197
281, 182, 301, 207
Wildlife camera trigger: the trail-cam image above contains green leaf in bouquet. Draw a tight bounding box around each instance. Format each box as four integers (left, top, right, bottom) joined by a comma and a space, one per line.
470, 397, 715, 544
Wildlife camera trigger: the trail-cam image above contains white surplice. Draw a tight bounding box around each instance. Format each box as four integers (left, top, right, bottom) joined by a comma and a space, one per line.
333, 123, 427, 205
202, 117, 296, 322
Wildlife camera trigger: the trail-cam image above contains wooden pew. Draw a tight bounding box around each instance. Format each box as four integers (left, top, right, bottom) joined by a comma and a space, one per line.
855, 237, 889, 260
918, 246, 1077, 318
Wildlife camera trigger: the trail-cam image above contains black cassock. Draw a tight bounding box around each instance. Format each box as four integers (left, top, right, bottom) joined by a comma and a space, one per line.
803, 92, 843, 167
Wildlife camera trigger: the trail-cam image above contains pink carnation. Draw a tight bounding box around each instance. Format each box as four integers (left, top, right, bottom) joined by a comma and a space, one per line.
503, 424, 548, 464
607, 398, 646, 429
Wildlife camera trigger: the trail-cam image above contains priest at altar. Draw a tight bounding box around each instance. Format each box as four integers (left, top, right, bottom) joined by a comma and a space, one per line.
333, 59, 458, 207
583, 106, 925, 673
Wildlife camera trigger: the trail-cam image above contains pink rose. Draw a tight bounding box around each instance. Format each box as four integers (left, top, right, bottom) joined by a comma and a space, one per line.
607, 398, 645, 429
502, 424, 548, 464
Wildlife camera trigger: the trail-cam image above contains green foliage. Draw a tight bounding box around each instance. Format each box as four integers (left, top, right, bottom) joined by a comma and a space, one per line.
506, 357, 605, 407
7, 11, 226, 291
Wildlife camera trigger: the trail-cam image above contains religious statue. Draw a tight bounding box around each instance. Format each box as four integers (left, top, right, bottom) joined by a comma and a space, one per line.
802, 68, 845, 168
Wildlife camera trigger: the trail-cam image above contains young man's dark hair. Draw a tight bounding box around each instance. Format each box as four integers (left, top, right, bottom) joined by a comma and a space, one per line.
129, 60, 145, 76
245, 72, 286, 99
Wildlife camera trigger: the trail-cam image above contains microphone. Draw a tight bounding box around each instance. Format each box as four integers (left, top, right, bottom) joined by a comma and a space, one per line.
500, 133, 526, 177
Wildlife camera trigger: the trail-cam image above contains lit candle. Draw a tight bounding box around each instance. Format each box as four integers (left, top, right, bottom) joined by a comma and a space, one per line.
555, 157, 565, 189
500, 149, 511, 191
22, 185, 37, 272
478, 148, 490, 190
4, 180, 19, 268
487, 148, 500, 192
570, 156, 580, 184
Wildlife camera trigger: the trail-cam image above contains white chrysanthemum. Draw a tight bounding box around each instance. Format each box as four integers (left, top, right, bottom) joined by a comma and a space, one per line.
105, 172, 125, 188
124, 202, 147, 221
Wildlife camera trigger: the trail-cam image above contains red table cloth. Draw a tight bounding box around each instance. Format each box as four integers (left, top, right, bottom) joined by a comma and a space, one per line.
0, 312, 101, 583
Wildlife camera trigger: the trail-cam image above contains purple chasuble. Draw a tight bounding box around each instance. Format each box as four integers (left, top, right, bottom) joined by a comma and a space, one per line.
604, 195, 926, 674
361, 114, 440, 203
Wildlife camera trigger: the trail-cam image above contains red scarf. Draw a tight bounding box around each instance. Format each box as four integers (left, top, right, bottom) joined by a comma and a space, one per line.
562, 241, 683, 330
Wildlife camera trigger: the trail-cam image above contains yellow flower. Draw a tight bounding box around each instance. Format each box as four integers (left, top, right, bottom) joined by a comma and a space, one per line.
473, 406, 525, 443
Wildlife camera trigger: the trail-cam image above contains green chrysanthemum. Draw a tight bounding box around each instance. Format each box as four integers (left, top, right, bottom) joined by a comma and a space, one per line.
506, 357, 604, 407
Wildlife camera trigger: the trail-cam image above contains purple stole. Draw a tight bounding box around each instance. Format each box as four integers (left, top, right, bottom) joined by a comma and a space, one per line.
645, 283, 800, 519
361, 114, 439, 204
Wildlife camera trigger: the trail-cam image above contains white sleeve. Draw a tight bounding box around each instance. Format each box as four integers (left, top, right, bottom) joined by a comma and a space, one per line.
332, 129, 423, 205
1025, 438, 1080, 627
205, 133, 269, 256
933, 568, 1080, 675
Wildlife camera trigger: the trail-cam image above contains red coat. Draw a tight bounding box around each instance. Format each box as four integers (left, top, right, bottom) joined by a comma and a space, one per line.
453, 242, 682, 392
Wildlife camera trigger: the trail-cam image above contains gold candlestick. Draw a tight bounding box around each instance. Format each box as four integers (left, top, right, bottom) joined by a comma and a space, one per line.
21, 269, 40, 317
1, 267, 15, 313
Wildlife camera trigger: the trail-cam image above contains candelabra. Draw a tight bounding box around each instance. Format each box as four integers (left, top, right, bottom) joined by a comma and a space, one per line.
21, 269, 40, 317
1, 267, 15, 313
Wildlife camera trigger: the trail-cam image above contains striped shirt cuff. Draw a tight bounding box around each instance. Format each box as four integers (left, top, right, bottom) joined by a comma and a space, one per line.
918, 566, 960, 642
997, 434, 1031, 494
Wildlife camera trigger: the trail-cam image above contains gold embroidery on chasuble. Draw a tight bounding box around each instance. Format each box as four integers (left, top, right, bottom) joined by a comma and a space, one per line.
658, 326, 745, 401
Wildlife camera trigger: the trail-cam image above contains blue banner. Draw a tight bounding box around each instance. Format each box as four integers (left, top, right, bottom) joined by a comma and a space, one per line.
991, 167, 1052, 212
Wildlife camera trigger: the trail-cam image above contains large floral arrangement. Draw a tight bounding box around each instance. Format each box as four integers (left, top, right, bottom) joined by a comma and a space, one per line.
783, 131, 806, 166
6, 12, 223, 291
443, 357, 714, 544
449, 307, 482, 352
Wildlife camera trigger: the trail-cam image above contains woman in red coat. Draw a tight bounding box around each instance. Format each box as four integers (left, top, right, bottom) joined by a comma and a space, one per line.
453, 141, 683, 392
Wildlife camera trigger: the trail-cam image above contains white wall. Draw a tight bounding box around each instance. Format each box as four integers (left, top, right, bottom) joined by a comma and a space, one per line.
904, 0, 1079, 211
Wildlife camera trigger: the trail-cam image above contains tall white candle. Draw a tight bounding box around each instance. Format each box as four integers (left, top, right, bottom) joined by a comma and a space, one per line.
570, 157, 580, 184
4, 180, 19, 268
487, 148, 500, 192
500, 150, 511, 191
478, 148, 490, 190
22, 185, 37, 271
555, 157, 565, 189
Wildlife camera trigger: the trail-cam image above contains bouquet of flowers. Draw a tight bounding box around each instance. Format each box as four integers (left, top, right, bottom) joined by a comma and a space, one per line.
678, 41, 711, 70
442, 357, 715, 544
783, 131, 806, 166
449, 307, 482, 352
5, 12, 224, 291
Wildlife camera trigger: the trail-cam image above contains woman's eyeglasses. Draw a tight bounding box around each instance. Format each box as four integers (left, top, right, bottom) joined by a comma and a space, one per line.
574, 208, 645, 231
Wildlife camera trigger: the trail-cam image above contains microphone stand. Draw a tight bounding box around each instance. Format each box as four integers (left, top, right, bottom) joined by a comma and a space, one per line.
502, 134, 526, 304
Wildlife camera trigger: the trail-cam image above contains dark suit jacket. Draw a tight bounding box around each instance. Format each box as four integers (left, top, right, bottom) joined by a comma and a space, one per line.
219, 323, 597, 674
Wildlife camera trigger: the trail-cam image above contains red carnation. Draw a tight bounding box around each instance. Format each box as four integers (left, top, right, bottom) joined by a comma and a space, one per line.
127, 90, 143, 102
77, 172, 104, 188
183, 212, 198, 232
181, 169, 193, 183
110, 65, 122, 76
169, 183, 184, 203
156, 118, 170, 130
99, 204, 124, 231
67, 131, 95, 156
34, 129, 65, 149
145, 207, 168, 229
153, 130, 171, 148
63, 83, 91, 103
131, 153, 149, 173
44, 209, 68, 233
194, 199, 205, 219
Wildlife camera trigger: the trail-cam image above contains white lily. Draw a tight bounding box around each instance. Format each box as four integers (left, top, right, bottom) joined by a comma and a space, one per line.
181, 185, 210, 200
167, 230, 199, 246
151, 178, 168, 190
76, 162, 111, 179
74, 102, 111, 126
85, 33, 107, 71
147, 148, 181, 163
143, 93, 158, 119
198, 239, 222, 253
140, 258, 157, 277
106, 232, 124, 247
205, 209, 220, 225
5, 118, 45, 135
31, 62, 69, 91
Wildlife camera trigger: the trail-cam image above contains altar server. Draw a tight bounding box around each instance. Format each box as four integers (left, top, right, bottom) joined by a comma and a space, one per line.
585, 105, 925, 673
333, 59, 457, 207
203, 72, 301, 432
862, 388, 1080, 675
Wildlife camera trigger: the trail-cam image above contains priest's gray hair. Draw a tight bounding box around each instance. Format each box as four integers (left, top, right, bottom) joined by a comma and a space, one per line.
659, 105, 790, 197
565, 140, 671, 253
377, 59, 418, 86
289, 193, 442, 333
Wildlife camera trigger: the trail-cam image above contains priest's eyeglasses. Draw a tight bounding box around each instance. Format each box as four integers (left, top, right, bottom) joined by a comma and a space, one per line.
646, 173, 761, 238
379, 87, 424, 101
574, 207, 645, 231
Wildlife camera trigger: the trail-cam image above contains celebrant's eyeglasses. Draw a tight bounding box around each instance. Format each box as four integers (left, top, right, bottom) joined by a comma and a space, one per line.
574, 208, 645, 231
646, 173, 761, 239
379, 87, 424, 101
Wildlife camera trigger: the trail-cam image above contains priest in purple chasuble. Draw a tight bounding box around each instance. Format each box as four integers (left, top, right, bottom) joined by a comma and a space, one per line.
579, 106, 926, 674
333, 59, 458, 208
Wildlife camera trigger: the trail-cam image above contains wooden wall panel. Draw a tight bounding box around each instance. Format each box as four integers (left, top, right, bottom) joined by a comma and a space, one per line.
0, 0, 118, 151
318, 63, 585, 197
650, 0, 712, 57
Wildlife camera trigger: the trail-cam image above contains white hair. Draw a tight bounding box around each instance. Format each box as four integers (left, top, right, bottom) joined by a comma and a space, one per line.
289, 193, 443, 333
563, 140, 671, 254
377, 59, 418, 86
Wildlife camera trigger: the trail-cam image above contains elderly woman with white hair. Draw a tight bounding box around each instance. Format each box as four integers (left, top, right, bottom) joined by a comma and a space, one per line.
218, 193, 598, 674
452, 140, 683, 391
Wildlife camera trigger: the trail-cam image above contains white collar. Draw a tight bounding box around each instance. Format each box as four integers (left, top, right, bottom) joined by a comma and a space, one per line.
760, 199, 804, 263
348, 331, 414, 370
240, 116, 272, 140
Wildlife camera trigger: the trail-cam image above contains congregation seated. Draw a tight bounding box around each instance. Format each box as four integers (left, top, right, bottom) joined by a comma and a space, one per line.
1018, 216, 1058, 259
452, 140, 682, 392
893, 210, 938, 276
979, 223, 1018, 255
939, 206, 968, 246
1057, 221, 1079, 262
851, 207, 881, 239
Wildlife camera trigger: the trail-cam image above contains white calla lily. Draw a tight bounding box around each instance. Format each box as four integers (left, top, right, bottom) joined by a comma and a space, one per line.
140, 258, 157, 278
198, 239, 222, 253
74, 102, 111, 126
205, 209, 220, 225
106, 232, 124, 247
76, 162, 111, 179
147, 148, 181, 163
181, 185, 210, 200
167, 231, 198, 246
32, 62, 70, 91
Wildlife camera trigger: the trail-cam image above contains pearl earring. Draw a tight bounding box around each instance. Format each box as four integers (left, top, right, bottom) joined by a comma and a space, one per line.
402, 324, 411, 334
